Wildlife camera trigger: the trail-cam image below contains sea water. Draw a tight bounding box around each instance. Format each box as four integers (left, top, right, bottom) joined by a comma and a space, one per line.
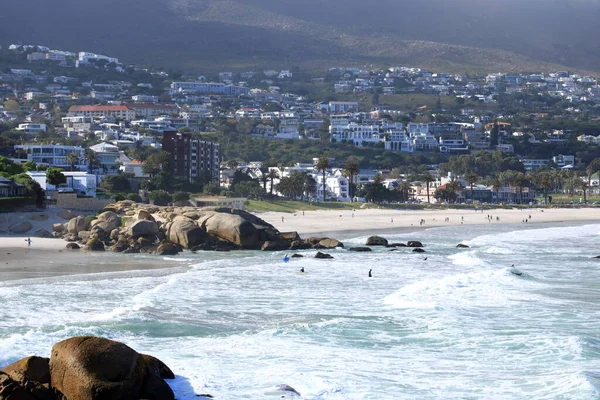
2, 222, 600, 399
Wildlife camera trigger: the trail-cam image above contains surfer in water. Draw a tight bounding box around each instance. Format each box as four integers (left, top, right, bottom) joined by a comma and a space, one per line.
283, 254, 290, 263
300, 267, 305, 273
368, 269, 372, 277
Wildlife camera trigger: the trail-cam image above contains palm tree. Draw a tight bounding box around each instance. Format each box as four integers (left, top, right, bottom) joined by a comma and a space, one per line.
343, 156, 360, 202
422, 172, 434, 204
445, 178, 461, 204
464, 173, 478, 203
84, 149, 98, 174
577, 177, 589, 204
267, 169, 279, 196
491, 177, 502, 204
315, 156, 330, 201
260, 169, 269, 192
66, 152, 79, 172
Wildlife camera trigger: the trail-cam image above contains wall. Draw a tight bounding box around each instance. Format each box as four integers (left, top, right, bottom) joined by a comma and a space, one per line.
55, 193, 110, 211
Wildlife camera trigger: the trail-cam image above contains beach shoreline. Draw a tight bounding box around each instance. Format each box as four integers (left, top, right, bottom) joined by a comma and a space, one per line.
1, 206, 599, 281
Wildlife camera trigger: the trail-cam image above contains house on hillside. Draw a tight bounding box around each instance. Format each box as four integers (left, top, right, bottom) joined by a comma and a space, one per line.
0, 177, 27, 198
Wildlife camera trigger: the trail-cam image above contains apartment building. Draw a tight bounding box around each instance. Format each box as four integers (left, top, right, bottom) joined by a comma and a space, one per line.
162, 131, 220, 184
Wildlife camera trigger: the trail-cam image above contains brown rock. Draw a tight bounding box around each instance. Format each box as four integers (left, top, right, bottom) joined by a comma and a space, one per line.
49, 336, 174, 400
280, 231, 301, 242
128, 220, 159, 237
1, 356, 55, 400
366, 236, 388, 246
316, 238, 344, 249
35, 229, 52, 238
0, 370, 38, 400
84, 238, 105, 252
167, 216, 205, 249
261, 241, 289, 251
65, 243, 80, 250
348, 247, 372, 252
202, 213, 259, 249
407, 241, 424, 248
134, 210, 155, 222
154, 242, 181, 256
57, 210, 78, 220
67, 216, 88, 234
315, 252, 334, 259
52, 223, 65, 233
9, 221, 33, 234
412, 248, 426, 253
289, 240, 311, 250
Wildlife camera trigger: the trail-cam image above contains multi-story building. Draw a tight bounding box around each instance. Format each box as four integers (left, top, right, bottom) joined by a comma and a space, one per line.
126, 103, 178, 118
14, 144, 85, 169
170, 82, 250, 96
68, 105, 136, 121
16, 123, 47, 134
520, 159, 549, 171
162, 131, 220, 184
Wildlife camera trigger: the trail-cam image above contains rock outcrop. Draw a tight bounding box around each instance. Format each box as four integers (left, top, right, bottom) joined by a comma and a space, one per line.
407, 241, 424, 248
49, 336, 174, 400
456, 244, 469, 248
9, 221, 33, 234
67, 216, 88, 235
315, 252, 334, 259
167, 216, 205, 249
348, 247, 372, 252
366, 236, 388, 246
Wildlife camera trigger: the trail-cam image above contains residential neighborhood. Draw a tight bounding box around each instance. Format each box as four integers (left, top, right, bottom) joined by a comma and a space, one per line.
1, 42, 600, 207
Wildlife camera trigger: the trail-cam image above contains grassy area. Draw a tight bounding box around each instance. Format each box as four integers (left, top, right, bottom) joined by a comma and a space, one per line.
536, 194, 600, 204
245, 200, 377, 213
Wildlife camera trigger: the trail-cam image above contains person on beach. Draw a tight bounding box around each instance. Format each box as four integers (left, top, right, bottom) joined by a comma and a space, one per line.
281, 216, 284, 223
25, 237, 32, 247
391, 218, 393, 223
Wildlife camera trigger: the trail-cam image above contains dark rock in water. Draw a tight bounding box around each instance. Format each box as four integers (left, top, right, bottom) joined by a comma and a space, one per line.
456, 244, 469, 248
215, 248, 231, 252
140, 245, 158, 254
315, 252, 334, 259
407, 241, 424, 248
276, 384, 301, 396
49, 336, 174, 400
348, 247, 372, 252
196, 394, 214, 398
0, 370, 38, 400
289, 240, 311, 250
65, 243, 80, 250
85, 238, 105, 252
366, 236, 388, 246
412, 248, 426, 253
389, 249, 398, 252
386, 243, 406, 248
154, 241, 181, 256
594, 256, 600, 259
291, 254, 304, 258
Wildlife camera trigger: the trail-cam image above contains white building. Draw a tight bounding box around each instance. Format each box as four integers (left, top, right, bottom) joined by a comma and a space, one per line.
314, 174, 350, 202
15, 144, 85, 169
27, 171, 97, 197
16, 123, 47, 133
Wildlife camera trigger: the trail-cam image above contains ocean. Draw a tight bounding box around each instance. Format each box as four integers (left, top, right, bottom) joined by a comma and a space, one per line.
1, 222, 600, 399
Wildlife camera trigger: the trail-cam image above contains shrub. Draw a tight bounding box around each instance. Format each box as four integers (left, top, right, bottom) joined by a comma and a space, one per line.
0, 197, 35, 212
126, 193, 142, 202
149, 190, 172, 206
173, 191, 190, 202
85, 215, 96, 224
112, 193, 126, 201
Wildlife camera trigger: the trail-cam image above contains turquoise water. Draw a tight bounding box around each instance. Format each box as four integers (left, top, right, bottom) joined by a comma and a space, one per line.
1, 223, 600, 399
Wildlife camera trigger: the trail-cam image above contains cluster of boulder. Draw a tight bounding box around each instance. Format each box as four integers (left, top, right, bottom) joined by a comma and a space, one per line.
0, 336, 175, 400
52, 202, 347, 255
352, 236, 426, 253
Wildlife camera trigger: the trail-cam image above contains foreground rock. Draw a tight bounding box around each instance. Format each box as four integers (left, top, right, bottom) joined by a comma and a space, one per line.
0, 337, 174, 400
50, 336, 174, 400
366, 236, 388, 246
456, 244, 469, 248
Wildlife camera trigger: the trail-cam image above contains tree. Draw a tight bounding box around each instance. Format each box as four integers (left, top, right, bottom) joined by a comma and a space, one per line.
343, 156, 360, 201
84, 149, 99, 174
316, 156, 330, 201
22, 161, 37, 172
267, 169, 279, 196
422, 172, 434, 204
173, 191, 191, 203
465, 173, 478, 203
10, 173, 44, 205
434, 187, 457, 204
149, 190, 172, 206
586, 157, 600, 186
576, 177, 589, 204
303, 174, 317, 200
491, 177, 502, 204
490, 120, 499, 147
100, 175, 131, 194
142, 151, 172, 177
46, 168, 66, 187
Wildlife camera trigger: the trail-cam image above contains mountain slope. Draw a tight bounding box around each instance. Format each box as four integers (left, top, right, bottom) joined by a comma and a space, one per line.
1, 0, 600, 73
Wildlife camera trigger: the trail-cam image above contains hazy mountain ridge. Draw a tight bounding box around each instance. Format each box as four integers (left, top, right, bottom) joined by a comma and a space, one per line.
1, 0, 599, 73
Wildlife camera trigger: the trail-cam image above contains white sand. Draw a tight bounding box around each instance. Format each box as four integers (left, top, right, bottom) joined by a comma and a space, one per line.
258, 207, 600, 236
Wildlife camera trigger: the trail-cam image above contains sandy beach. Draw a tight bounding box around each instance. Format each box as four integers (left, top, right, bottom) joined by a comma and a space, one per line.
258, 207, 600, 237
1, 206, 599, 281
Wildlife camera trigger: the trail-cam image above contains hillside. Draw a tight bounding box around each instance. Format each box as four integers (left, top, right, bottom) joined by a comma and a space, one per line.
1, 0, 600, 73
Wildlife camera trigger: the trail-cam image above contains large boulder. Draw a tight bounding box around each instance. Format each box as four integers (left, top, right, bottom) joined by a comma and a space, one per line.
0, 370, 38, 400
66, 243, 80, 250
1, 356, 55, 400
49, 336, 174, 400
167, 216, 205, 249
29, 214, 49, 221
84, 238, 105, 252
134, 209, 155, 222
91, 211, 121, 233
316, 238, 344, 249
52, 223, 65, 233
407, 241, 424, 248
67, 216, 88, 234
366, 236, 388, 246
128, 220, 159, 237
154, 241, 182, 256
289, 240, 311, 250
201, 213, 259, 249
58, 210, 78, 220
348, 247, 372, 252
315, 252, 334, 259
280, 232, 301, 242
9, 221, 33, 234
456, 244, 469, 248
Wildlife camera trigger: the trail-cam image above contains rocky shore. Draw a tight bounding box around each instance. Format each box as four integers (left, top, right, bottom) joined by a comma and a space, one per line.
51, 201, 352, 255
